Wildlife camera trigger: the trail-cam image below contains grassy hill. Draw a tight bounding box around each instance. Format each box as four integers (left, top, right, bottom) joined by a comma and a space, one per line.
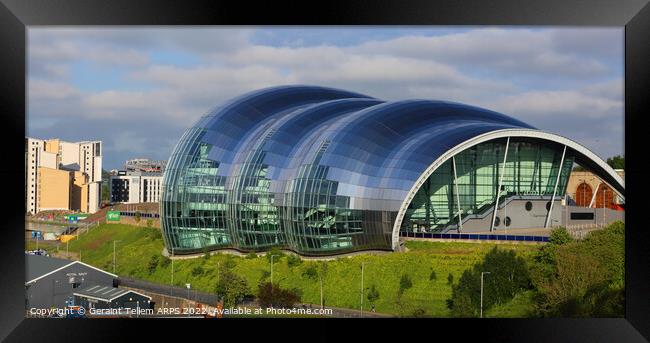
27, 224, 539, 317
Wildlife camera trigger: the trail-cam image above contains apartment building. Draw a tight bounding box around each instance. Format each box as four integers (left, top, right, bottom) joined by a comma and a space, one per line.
26, 137, 102, 214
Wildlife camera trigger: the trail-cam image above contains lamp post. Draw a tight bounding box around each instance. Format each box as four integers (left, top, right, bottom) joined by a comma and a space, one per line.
480, 272, 491, 318
170, 247, 174, 296
113, 240, 120, 274
603, 187, 607, 226
503, 186, 507, 234
186, 283, 191, 316
360, 261, 366, 318
319, 272, 324, 311
270, 254, 278, 299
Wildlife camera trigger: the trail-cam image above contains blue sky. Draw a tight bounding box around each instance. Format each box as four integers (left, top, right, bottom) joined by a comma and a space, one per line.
27, 27, 624, 170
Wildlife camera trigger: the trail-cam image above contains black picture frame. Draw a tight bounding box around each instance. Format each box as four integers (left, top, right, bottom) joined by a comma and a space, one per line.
1, 0, 648, 341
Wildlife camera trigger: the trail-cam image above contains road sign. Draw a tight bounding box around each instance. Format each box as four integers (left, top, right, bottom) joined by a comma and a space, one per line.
107, 211, 121, 221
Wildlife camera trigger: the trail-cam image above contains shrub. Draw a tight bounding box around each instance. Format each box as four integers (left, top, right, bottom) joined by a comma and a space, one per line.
147, 255, 159, 274
191, 265, 204, 277
549, 227, 573, 245
257, 282, 301, 308
532, 222, 625, 317
447, 273, 454, 285
146, 219, 153, 227
259, 269, 271, 281
302, 265, 318, 280
429, 269, 437, 281
287, 255, 302, 268
159, 256, 171, 268
202, 246, 210, 261
134, 212, 141, 223
266, 248, 285, 262
411, 308, 427, 317
245, 252, 258, 259
223, 256, 237, 269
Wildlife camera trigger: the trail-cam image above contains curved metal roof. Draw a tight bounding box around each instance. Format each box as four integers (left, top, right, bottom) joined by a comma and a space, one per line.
191, 85, 538, 209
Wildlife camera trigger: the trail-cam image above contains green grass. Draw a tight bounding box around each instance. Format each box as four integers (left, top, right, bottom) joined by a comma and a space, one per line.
32, 223, 541, 317
484, 290, 537, 318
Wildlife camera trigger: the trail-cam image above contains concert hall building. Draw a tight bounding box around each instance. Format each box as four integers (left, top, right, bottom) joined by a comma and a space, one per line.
160, 86, 624, 256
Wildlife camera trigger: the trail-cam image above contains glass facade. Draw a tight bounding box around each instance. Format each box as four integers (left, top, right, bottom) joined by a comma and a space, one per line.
401, 138, 574, 233
161, 85, 589, 256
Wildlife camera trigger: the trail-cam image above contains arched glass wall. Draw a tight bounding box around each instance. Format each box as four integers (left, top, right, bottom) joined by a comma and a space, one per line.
161, 127, 231, 252
400, 138, 574, 233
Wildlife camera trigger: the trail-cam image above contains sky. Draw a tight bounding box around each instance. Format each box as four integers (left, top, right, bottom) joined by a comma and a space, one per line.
27, 27, 624, 170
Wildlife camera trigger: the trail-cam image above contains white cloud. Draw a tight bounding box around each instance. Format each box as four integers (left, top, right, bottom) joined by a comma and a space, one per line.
29, 79, 80, 100
353, 28, 612, 77
26, 27, 624, 167
485, 80, 623, 121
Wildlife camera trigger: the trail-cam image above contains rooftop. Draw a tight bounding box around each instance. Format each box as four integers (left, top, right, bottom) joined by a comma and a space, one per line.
74, 284, 151, 302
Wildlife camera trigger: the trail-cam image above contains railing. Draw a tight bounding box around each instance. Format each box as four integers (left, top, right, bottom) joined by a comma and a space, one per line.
399, 231, 549, 242
118, 276, 223, 305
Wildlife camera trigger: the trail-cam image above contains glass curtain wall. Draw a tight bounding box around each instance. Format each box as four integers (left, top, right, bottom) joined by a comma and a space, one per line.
401, 138, 574, 233
283, 140, 365, 254
161, 127, 230, 252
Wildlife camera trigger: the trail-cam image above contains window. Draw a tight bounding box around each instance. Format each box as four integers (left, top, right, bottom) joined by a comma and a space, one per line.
494, 216, 500, 227
571, 212, 594, 220
505, 216, 511, 226
546, 201, 551, 211
525, 201, 533, 211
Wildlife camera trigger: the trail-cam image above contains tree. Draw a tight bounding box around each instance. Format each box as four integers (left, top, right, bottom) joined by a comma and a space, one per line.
367, 284, 380, 305
257, 282, 301, 308
399, 274, 413, 296
447, 247, 531, 317
549, 227, 573, 245
447, 273, 454, 285
532, 222, 625, 317
606, 155, 624, 169
215, 268, 250, 308
535, 247, 607, 316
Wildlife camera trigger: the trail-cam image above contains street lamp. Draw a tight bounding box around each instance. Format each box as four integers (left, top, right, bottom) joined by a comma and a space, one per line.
480, 272, 491, 318
186, 283, 191, 316
360, 261, 366, 318
170, 247, 174, 297
270, 254, 278, 292
113, 240, 121, 274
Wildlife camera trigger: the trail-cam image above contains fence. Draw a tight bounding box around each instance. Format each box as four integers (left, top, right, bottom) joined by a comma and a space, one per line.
400, 231, 549, 242
73, 220, 101, 237
564, 223, 606, 240
118, 276, 224, 306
